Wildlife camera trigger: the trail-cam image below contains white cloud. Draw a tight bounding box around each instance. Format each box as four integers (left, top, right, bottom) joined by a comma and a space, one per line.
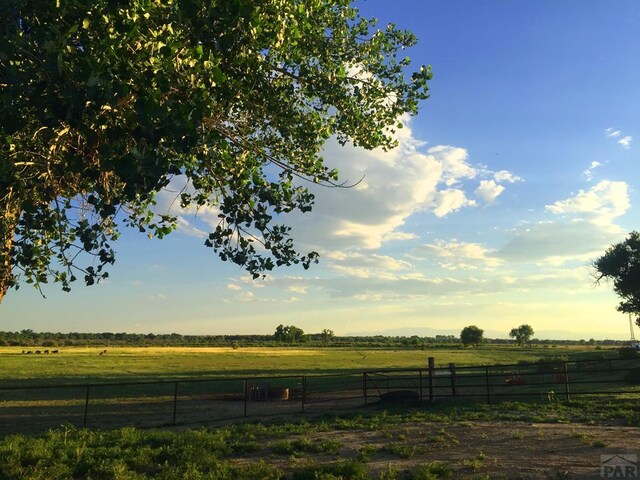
153, 121, 517, 263
237, 275, 268, 288
325, 251, 349, 261
427, 145, 477, 185
496, 181, 629, 265
313, 266, 594, 301
282, 117, 518, 254
605, 128, 621, 138
545, 180, 629, 223
496, 220, 623, 263
176, 216, 207, 238
382, 231, 419, 242
413, 240, 502, 269
605, 128, 632, 149
493, 170, 522, 183
432, 189, 476, 217
286, 284, 308, 294
237, 291, 255, 302
227, 283, 242, 291
475, 180, 505, 203
618, 136, 632, 149
153, 175, 223, 235
326, 253, 413, 279
582, 161, 602, 181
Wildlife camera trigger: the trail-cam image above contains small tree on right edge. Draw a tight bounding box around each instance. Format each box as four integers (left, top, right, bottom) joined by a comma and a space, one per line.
593, 231, 640, 319
460, 325, 484, 349
510, 324, 534, 347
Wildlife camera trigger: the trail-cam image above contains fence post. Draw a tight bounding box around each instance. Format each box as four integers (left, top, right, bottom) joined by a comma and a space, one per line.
449, 363, 457, 397
172, 382, 179, 424
563, 362, 570, 402
485, 366, 491, 404
363, 372, 368, 405
83, 385, 90, 428
301, 375, 306, 412
428, 357, 435, 403
419, 370, 423, 400
243, 379, 248, 417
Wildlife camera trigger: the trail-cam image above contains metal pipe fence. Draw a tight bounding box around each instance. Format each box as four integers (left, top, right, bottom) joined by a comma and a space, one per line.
363, 356, 640, 404
0, 356, 638, 436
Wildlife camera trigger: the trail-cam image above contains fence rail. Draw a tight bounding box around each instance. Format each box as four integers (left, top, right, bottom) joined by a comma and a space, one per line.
363, 357, 640, 404
1, 356, 639, 436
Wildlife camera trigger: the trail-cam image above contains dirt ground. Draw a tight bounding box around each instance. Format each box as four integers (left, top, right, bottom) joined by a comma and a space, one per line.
240, 420, 640, 479
2, 395, 639, 478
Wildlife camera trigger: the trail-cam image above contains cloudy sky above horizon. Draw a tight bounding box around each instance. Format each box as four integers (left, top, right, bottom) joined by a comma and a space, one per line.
3, 0, 640, 339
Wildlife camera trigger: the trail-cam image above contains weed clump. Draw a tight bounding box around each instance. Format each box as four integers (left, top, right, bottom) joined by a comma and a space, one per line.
271, 437, 341, 457
291, 460, 368, 480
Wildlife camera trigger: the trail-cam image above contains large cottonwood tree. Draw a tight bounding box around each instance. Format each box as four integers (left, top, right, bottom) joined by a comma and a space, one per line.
509, 324, 534, 347
460, 325, 483, 349
0, 0, 431, 301
594, 231, 640, 320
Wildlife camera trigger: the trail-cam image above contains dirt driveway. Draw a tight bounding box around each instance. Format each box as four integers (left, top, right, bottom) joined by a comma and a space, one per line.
243, 420, 640, 479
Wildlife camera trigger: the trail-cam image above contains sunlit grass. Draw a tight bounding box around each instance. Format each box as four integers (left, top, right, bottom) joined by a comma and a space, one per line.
0, 345, 616, 387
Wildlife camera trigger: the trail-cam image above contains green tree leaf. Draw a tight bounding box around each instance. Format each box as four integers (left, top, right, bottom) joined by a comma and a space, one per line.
0, 0, 431, 301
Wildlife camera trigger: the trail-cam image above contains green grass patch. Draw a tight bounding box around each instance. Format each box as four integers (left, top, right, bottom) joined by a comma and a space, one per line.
384, 442, 424, 459
291, 459, 368, 480
270, 437, 341, 457
408, 462, 453, 479
0, 345, 613, 387
0, 395, 639, 479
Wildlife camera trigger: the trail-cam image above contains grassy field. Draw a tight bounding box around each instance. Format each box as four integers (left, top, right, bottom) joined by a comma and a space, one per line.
0, 345, 638, 478
0, 344, 616, 387
1, 397, 640, 479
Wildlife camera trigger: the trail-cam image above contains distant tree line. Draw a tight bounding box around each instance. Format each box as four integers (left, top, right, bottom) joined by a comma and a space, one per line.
0, 329, 629, 348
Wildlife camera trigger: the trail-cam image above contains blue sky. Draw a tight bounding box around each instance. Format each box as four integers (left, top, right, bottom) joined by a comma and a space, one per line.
3, 0, 640, 339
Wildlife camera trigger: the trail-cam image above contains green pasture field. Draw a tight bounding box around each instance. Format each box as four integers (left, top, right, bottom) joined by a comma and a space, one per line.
0, 344, 638, 479
0, 344, 616, 387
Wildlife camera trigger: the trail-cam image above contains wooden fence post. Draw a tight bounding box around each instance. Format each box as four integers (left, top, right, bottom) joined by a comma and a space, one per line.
563, 362, 570, 402
83, 385, 90, 428
419, 370, 423, 400
363, 372, 368, 405
172, 381, 179, 424
428, 357, 435, 402
301, 375, 306, 412
243, 379, 248, 417
485, 367, 491, 404
449, 363, 457, 397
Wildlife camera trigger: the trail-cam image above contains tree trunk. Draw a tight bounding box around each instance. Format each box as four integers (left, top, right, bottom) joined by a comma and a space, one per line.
0, 204, 18, 303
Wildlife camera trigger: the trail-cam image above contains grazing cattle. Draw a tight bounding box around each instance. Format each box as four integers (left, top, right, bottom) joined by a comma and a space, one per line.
99, 349, 107, 355
44, 350, 49, 354
35, 350, 41, 354
26, 351, 33, 354
21, 350, 25, 354
51, 350, 59, 354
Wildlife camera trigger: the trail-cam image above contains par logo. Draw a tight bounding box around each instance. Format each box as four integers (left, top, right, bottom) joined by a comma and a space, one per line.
601, 454, 638, 478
